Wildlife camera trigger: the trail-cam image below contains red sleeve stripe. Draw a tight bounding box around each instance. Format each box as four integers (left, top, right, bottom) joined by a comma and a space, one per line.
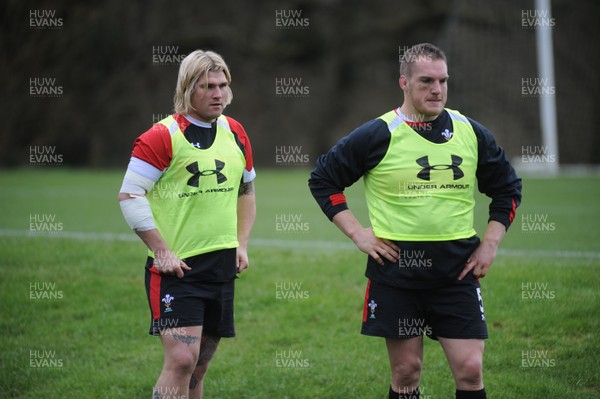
225, 116, 254, 172
509, 198, 517, 223
329, 193, 347, 206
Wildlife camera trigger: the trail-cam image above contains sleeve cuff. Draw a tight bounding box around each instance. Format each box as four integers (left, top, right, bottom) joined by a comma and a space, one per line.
325, 203, 349, 221
488, 214, 511, 231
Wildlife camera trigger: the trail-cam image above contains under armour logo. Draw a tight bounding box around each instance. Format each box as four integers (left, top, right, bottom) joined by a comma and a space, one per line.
416, 155, 463, 181
186, 159, 227, 187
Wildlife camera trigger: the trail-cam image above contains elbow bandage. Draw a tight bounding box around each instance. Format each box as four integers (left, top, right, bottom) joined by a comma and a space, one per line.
119, 168, 158, 231
119, 196, 156, 231
119, 168, 156, 195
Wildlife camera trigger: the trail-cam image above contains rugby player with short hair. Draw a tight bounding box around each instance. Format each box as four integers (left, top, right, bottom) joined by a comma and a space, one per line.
118, 50, 256, 399
309, 43, 521, 399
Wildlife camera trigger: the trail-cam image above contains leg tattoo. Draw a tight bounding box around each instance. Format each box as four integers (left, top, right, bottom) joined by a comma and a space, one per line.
189, 374, 200, 390
172, 334, 200, 346
198, 335, 221, 366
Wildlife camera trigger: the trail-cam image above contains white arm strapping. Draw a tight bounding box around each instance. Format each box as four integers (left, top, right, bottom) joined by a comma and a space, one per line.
119, 169, 158, 231
119, 169, 156, 195
119, 196, 156, 231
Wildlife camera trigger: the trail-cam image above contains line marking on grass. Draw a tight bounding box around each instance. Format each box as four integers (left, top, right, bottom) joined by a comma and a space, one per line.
1, 228, 599, 261
0, 229, 138, 242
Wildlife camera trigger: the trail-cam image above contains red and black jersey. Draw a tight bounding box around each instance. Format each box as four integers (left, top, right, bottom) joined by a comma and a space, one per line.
126, 114, 255, 282
130, 113, 255, 183
309, 109, 520, 230
309, 109, 522, 288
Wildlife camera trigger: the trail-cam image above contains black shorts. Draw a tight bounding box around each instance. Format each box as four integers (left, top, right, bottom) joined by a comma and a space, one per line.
361, 278, 488, 340
144, 256, 236, 338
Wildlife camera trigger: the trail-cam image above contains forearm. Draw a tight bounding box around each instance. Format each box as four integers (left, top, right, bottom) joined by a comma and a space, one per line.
237, 183, 256, 249
118, 193, 167, 252
483, 220, 506, 245
332, 209, 399, 265
481, 220, 506, 248
131, 217, 188, 277
135, 228, 170, 253
332, 209, 364, 242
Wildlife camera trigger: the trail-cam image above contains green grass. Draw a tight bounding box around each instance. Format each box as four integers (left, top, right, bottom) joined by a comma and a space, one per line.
0, 168, 599, 398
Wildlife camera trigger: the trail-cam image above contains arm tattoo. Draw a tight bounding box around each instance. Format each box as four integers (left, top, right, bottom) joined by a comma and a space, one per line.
238, 181, 255, 197
172, 334, 200, 346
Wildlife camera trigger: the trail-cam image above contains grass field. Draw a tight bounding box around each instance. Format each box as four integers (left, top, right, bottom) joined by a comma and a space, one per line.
0, 168, 599, 399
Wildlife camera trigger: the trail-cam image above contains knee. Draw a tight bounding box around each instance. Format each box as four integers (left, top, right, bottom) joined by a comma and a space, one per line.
455, 356, 483, 387
166, 349, 199, 376
391, 357, 422, 388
